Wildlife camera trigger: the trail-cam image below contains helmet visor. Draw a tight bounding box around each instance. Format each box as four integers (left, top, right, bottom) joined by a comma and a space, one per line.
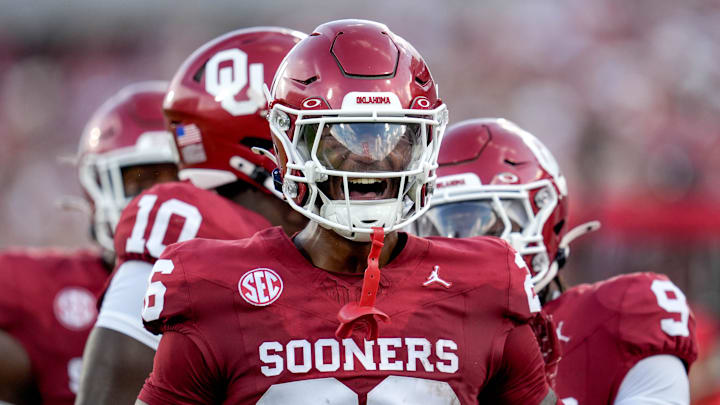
417, 199, 528, 238
298, 122, 423, 173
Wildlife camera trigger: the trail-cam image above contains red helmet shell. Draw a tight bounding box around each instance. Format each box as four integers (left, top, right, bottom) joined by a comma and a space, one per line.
77, 81, 177, 252
270, 20, 444, 208
271, 19, 440, 117
437, 118, 569, 274
164, 27, 306, 191
78, 82, 168, 159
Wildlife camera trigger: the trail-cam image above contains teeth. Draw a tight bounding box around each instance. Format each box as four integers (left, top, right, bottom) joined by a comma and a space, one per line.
349, 178, 382, 185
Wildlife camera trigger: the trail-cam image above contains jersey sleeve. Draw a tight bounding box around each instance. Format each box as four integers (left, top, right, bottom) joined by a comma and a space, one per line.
614, 273, 698, 368
138, 242, 225, 404
114, 185, 204, 267
503, 243, 559, 388
478, 323, 552, 404
141, 242, 194, 336
138, 331, 221, 404
613, 354, 690, 405
94, 260, 161, 349
505, 244, 542, 322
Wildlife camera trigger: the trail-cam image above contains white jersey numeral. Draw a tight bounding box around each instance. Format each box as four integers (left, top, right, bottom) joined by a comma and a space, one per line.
515, 251, 541, 313
125, 194, 203, 258
125, 194, 157, 254
67, 357, 83, 394
258, 376, 459, 404
142, 259, 175, 322
523, 271, 542, 313
650, 279, 690, 337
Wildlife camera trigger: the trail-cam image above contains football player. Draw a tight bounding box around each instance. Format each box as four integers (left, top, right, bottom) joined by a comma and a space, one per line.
0, 81, 179, 405
136, 20, 559, 405
75, 28, 308, 405
416, 118, 698, 405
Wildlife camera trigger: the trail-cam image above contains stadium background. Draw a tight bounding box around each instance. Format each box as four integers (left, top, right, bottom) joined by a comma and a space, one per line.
0, 0, 718, 401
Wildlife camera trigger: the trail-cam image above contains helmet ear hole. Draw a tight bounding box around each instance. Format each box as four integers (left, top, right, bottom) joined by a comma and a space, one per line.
192, 63, 206, 83
239, 137, 273, 152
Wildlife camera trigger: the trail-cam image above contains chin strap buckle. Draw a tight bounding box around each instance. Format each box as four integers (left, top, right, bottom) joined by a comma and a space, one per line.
335, 227, 390, 340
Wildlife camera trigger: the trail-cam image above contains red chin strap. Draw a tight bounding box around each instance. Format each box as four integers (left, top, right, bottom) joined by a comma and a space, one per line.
335, 227, 390, 340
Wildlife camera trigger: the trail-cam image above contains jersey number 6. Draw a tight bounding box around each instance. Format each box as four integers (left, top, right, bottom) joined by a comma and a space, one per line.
142, 259, 175, 322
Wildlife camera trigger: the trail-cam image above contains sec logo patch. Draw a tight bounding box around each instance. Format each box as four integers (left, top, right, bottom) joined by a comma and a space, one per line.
54, 287, 97, 330
238, 268, 283, 306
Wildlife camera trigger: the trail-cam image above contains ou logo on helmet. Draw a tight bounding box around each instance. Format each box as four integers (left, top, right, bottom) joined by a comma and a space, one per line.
205, 48, 265, 116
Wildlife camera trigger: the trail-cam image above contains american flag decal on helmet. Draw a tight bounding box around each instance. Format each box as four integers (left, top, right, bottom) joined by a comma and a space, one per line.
176, 123, 202, 146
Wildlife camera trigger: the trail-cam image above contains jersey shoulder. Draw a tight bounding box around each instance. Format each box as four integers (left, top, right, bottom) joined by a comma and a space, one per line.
141, 232, 268, 335
423, 235, 541, 321
0, 247, 101, 266
551, 272, 698, 367
422, 235, 510, 286
0, 248, 106, 282
0, 248, 107, 330
114, 181, 271, 265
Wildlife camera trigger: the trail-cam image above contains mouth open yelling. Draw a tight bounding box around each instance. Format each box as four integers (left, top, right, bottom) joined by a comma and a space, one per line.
327, 177, 397, 200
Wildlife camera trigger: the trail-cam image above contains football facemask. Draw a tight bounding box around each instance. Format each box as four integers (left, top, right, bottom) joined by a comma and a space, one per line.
78, 82, 179, 251
270, 104, 447, 242
423, 177, 557, 285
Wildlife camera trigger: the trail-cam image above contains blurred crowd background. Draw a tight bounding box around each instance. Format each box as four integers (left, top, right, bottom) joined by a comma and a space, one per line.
0, 0, 718, 401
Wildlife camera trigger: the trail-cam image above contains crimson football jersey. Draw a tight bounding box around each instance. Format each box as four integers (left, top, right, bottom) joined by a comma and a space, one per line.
0, 249, 108, 404
138, 228, 553, 404
113, 181, 272, 268
543, 272, 698, 405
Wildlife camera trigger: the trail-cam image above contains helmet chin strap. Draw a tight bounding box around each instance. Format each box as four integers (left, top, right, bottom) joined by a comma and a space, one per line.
250, 146, 278, 165
55, 195, 92, 215
336, 227, 390, 340
560, 220, 601, 254
533, 220, 602, 293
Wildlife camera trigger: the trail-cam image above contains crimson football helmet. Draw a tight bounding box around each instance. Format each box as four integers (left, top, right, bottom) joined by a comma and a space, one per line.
269, 20, 449, 241
78, 81, 179, 251
164, 27, 306, 193
416, 118, 598, 292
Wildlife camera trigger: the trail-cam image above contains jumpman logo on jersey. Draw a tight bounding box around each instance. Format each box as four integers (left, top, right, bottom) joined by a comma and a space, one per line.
423, 266, 452, 288
556, 321, 571, 343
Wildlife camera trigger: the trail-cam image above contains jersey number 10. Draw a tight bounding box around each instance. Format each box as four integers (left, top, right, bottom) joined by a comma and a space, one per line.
125, 194, 203, 258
